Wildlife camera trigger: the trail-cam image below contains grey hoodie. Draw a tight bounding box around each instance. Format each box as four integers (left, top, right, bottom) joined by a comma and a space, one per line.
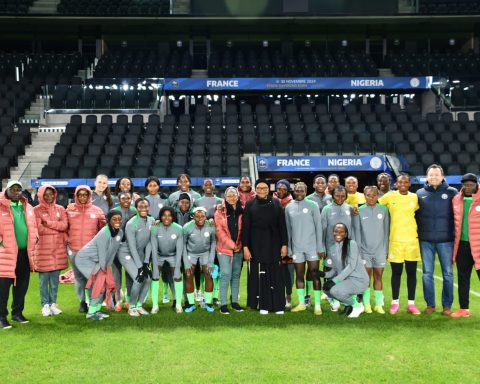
285, 199, 324, 256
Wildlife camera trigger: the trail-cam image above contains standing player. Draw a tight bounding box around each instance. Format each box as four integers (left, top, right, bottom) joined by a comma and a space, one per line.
183, 207, 216, 313
117, 199, 154, 317
355, 186, 389, 314
307, 174, 332, 212
66, 185, 106, 313
286, 182, 324, 315
194, 179, 222, 220
144, 176, 168, 221
168, 174, 201, 208
379, 173, 421, 315
146, 206, 184, 314
377, 173, 391, 197
237, 176, 256, 208
345, 176, 366, 207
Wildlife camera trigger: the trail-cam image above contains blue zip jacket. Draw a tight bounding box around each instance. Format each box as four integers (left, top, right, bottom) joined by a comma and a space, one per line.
415, 180, 458, 243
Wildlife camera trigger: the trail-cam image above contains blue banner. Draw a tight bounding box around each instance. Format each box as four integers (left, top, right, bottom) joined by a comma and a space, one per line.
257, 156, 386, 172
33, 177, 241, 189
164, 77, 433, 91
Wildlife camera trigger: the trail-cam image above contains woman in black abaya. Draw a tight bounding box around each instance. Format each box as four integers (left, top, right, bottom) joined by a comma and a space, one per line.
242, 179, 288, 314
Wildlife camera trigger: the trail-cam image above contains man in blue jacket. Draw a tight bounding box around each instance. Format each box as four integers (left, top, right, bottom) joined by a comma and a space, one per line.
416, 164, 458, 316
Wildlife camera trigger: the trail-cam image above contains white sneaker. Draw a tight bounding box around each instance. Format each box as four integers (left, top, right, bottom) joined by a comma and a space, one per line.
348, 304, 365, 318
98, 312, 109, 319
162, 294, 170, 304
128, 308, 140, 317
137, 307, 149, 316
50, 303, 62, 316
42, 304, 52, 317
175, 304, 183, 313
314, 305, 323, 315
328, 298, 341, 312
195, 290, 203, 302
259, 309, 269, 315
285, 300, 292, 309
321, 292, 328, 300
151, 305, 159, 314
275, 311, 285, 315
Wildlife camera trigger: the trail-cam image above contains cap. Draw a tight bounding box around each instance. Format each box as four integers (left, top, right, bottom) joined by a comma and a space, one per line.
461, 173, 477, 183
6, 180, 22, 190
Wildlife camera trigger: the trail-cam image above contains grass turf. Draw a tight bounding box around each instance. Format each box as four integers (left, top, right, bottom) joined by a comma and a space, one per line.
1, 263, 479, 384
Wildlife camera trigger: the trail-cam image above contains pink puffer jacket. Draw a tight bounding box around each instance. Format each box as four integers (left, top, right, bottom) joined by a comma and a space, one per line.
214, 203, 243, 256
453, 187, 480, 270
0, 192, 38, 279
66, 185, 106, 252
34, 185, 68, 272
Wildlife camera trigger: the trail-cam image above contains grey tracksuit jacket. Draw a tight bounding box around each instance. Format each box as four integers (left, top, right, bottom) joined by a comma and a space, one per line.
306, 192, 333, 213
321, 202, 359, 251
285, 199, 325, 256
194, 195, 223, 219
355, 204, 389, 259
182, 220, 216, 269
145, 194, 169, 220
168, 189, 201, 207
145, 222, 184, 279
75, 227, 123, 279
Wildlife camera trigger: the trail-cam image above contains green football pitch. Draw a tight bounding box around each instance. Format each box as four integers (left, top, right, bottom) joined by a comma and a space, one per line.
1, 263, 479, 384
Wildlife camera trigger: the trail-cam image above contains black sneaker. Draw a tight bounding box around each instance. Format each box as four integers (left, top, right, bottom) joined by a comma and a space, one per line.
220, 305, 230, 315
1, 317, 12, 329
79, 301, 88, 313
11, 314, 29, 324
340, 306, 353, 316
231, 303, 245, 312
213, 298, 220, 307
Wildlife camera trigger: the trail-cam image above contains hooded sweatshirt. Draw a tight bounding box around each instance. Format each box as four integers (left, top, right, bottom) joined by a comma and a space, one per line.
33, 185, 68, 272
66, 185, 106, 252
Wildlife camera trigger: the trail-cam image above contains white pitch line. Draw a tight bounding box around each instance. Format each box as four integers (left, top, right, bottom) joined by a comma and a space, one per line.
417, 268, 480, 298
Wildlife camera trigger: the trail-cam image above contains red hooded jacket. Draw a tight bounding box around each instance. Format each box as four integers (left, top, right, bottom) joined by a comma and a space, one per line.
237, 187, 256, 208
453, 186, 480, 270
66, 185, 106, 252
33, 185, 68, 272
0, 191, 38, 279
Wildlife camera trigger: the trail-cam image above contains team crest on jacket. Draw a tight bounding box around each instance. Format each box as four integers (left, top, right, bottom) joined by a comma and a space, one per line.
442, 194, 448, 199
171, 234, 177, 240
302, 208, 308, 213
115, 235, 121, 241
345, 210, 350, 216
204, 232, 210, 237
377, 213, 383, 219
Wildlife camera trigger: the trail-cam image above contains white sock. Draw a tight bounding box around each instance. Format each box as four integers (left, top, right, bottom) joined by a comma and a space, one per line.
391, 299, 399, 305
408, 300, 415, 305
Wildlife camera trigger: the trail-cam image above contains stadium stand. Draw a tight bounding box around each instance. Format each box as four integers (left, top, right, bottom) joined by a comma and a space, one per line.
0, 0, 34, 15
57, 0, 170, 16
208, 47, 378, 77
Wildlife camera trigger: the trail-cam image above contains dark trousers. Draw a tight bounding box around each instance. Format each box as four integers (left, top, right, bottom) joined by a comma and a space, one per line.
0, 249, 30, 318
456, 241, 480, 309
